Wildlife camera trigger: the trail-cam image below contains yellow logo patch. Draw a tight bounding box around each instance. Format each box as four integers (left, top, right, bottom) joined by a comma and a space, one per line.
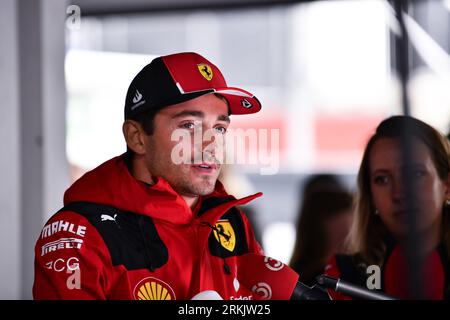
213, 219, 236, 252
197, 64, 213, 81
133, 277, 175, 300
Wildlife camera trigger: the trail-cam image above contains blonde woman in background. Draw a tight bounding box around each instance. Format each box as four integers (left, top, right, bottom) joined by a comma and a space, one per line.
325, 116, 450, 300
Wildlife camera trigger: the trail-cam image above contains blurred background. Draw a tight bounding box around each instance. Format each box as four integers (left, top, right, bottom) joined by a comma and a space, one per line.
1, 0, 450, 299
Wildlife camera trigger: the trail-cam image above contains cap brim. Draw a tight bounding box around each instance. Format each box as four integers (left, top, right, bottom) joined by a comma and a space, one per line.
215, 87, 261, 115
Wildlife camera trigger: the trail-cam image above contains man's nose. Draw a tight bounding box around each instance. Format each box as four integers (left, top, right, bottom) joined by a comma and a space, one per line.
200, 124, 220, 146
203, 126, 226, 162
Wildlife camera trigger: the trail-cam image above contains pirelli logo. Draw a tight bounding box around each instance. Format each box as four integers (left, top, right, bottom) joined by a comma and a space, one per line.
41, 238, 83, 256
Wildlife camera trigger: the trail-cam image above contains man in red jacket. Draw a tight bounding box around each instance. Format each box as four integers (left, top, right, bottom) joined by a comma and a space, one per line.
33, 52, 264, 300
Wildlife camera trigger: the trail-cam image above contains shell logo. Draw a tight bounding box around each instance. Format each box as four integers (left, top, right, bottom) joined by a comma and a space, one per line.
133, 277, 176, 300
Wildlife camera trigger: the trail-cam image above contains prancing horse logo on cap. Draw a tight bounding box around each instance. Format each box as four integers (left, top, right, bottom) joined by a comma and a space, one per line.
197, 64, 213, 81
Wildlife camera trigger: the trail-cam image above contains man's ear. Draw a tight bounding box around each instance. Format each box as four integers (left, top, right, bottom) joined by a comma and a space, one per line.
122, 120, 146, 155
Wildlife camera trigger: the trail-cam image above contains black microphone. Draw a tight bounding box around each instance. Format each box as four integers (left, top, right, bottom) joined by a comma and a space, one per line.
236, 253, 331, 300
291, 281, 332, 300
316, 275, 396, 300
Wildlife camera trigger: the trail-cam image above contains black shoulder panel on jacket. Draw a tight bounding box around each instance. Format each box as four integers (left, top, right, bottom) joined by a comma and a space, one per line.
59, 201, 168, 271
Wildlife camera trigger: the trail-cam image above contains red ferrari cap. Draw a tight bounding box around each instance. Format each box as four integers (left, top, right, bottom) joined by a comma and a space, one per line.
124, 52, 261, 119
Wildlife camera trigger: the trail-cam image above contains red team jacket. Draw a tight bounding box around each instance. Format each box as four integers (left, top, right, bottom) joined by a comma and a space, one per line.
33, 155, 263, 300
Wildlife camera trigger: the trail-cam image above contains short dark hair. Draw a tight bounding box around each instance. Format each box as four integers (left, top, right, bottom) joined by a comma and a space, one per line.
127, 107, 158, 136
125, 107, 158, 160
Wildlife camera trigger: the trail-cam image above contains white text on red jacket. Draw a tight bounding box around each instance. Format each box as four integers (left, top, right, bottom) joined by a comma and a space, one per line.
41, 220, 86, 239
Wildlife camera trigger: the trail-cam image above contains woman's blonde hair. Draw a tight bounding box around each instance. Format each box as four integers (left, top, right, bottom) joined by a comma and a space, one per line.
348, 116, 450, 266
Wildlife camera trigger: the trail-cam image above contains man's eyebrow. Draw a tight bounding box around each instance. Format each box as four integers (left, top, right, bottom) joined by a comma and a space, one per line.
171, 110, 204, 119
218, 115, 230, 123
171, 110, 230, 123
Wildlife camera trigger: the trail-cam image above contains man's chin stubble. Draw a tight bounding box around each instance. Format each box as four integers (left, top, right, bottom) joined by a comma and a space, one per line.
182, 179, 216, 196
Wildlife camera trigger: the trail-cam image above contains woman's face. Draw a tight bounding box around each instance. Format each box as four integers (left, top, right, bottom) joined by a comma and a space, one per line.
369, 137, 450, 238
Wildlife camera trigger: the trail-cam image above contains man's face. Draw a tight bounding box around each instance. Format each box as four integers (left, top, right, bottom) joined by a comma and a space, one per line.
143, 94, 230, 197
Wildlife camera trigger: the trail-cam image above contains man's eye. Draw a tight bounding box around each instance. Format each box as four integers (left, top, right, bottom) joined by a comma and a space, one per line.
374, 175, 389, 185
181, 122, 195, 130
215, 127, 227, 134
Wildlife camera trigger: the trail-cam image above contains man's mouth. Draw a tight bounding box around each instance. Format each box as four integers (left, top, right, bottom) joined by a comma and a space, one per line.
192, 163, 218, 173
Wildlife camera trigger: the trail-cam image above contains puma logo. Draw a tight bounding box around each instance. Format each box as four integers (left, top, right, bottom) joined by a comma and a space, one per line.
101, 214, 117, 222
